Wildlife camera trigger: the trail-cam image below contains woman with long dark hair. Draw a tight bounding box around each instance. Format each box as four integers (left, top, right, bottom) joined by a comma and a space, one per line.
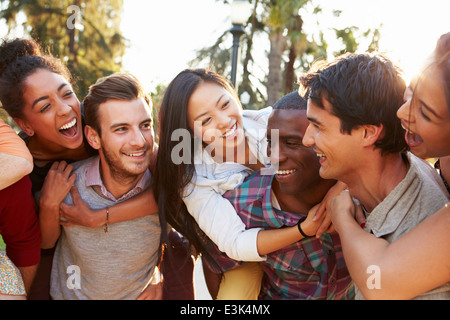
155, 69, 327, 299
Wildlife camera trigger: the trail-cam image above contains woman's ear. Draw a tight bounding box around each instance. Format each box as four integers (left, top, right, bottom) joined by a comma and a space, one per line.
14, 118, 34, 136
84, 125, 101, 150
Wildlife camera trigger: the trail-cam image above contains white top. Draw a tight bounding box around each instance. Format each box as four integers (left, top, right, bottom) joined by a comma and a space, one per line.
183, 107, 272, 261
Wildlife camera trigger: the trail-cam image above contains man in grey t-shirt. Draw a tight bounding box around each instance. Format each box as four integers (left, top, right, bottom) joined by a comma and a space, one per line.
299, 53, 449, 299
50, 73, 161, 300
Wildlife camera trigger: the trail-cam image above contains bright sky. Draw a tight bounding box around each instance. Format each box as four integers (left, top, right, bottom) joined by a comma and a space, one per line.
120, 0, 230, 92
1, 0, 448, 93
120, 0, 450, 93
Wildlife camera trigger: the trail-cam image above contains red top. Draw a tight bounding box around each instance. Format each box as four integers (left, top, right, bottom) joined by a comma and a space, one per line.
0, 176, 41, 267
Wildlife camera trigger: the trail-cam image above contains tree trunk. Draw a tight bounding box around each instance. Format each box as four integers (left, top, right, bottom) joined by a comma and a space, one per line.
267, 30, 285, 107
285, 45, 297, 94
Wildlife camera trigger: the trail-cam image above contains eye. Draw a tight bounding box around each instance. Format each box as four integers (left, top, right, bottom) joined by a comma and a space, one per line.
202, 117, 212, 126
221, 100, 230, 109
285, 139, 303, 148
39, 104, 51, 113
63, 90, 74, 98
115, 126, 127, 132
419, 106, 431, 121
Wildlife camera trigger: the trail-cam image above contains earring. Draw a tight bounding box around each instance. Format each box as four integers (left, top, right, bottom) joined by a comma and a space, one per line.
25, 128, 34, 136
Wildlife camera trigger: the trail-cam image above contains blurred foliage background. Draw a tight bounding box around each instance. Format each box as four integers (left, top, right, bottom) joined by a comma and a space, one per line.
0, 0, 379, 130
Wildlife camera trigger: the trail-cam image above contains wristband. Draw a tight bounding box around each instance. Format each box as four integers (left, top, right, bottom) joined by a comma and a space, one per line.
104, 207, 110, 234
297, 216, 312, 238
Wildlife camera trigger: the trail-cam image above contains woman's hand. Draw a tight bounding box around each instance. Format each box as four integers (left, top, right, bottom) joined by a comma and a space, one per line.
300, 203, 327, 238
39, 161, 76, 248
311, 181, 348, 237
329, 189, 365, 233
60, 185, 103, 228
39, 161, 76, 212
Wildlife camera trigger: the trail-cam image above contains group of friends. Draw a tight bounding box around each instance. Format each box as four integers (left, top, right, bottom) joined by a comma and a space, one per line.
0, 31, 448, 300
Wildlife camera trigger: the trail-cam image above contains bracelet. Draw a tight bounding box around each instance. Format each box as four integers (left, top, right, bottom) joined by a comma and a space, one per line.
297, 216, 312, 238
104, 207, 110, 234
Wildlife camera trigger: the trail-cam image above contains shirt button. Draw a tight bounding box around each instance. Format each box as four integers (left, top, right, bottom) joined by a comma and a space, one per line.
327, 249, 334, 255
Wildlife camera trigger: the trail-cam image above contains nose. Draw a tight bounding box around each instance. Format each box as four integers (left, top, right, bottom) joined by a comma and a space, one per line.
270, 144, 287, 165
56, 100, 72, 117
397, 97, 414, 126
129, 127, 147, 148
216, 112, 231, 130
268, 132, 286, 167
302, 123, 315, 147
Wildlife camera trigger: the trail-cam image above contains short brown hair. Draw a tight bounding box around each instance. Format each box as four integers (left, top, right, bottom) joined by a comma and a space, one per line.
83, 72, 151, 136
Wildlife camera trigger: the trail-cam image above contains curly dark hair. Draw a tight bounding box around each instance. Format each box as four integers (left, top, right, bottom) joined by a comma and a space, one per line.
0, 38, 72, 119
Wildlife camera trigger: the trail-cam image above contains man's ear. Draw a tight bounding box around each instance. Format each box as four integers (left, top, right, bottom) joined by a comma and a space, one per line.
14, 118, 34, 136
84, 125, 101, 150
361, 124, 383, 147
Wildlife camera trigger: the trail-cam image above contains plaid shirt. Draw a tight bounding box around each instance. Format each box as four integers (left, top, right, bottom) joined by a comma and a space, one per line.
218, 171, 354, 300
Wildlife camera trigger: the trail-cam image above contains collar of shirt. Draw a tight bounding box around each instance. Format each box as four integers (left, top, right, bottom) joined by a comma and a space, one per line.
85, 156, 151, 202
364, 152, 418, 237
229, 171, 303, 229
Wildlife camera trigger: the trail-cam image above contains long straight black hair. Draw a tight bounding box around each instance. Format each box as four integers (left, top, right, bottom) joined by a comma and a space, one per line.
154, 68, 239, 268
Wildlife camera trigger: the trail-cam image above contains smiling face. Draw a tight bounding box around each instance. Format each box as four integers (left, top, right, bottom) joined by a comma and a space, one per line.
397, 66, 450, 158
187, 81, 244, 162
267, 109, 323, 195
87, 98, 154, 183
19, 69, 83, 151
303, 96, 364, 182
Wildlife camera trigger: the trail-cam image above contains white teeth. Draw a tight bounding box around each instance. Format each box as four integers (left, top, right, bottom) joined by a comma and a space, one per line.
316, 153, 326, 158
60, 119, 76, 130
222, 123, 237, 138
276, 169, 296, 175
126, 152, 144, 157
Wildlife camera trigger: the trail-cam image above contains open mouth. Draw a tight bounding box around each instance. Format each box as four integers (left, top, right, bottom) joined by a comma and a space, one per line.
221, 123, 238, 139
316, 152, 326, 163
59, 118, 78, 137
401, 123, 423, 147
404, 129, 423, 147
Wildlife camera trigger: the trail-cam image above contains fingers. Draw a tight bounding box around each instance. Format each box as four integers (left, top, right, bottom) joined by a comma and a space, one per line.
315, 214, 332, 238
355, 204, 366, 228
69, 184, 81, 201
312, 201, 326, 222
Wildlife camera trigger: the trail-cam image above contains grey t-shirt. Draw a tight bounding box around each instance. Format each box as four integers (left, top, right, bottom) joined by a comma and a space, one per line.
356, 153, 450, 300
50, 157, 161, 300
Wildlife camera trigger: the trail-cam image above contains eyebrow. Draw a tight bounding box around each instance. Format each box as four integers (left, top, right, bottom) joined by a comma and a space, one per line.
109, 118, 152, 130
193, 94, 227, 122
31, 83, 68, 109
306, 116, 321, 126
